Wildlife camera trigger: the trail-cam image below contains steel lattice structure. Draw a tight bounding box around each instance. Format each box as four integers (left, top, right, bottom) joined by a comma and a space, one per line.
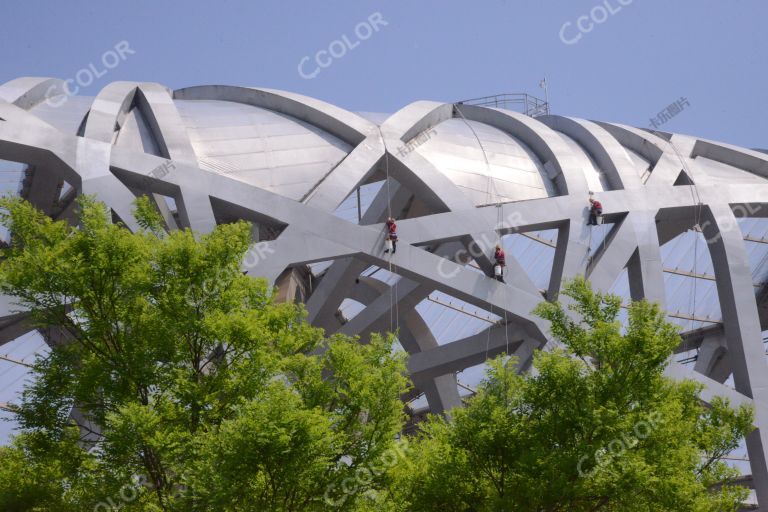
1, 77, 768, 505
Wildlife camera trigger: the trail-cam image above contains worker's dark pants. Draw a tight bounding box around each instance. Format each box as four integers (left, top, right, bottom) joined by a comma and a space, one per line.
386, 236, 397, 253
588, 209, 602, 226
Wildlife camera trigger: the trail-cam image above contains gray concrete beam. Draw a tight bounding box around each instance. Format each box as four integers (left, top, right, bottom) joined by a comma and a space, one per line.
700, 202, 768, 506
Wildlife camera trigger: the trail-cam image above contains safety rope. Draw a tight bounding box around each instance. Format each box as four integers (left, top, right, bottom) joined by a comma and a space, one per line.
376, 127, 399, 335
668, 136, 701, 343
599, 203, 608, 256
586, 191, 608, 266
453, 103, 513, 364
648, 129, 704, 351
453, 104, 497, 205
666, 139, 703, 337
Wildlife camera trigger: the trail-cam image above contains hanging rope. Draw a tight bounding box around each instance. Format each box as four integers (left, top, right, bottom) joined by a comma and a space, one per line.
376, 127, 400, 335
586, 192, 608, 266
599, 207, 609, 255
669, 139, 704, 334
453, 104, 515, 364
648, 128, 704, 349
666, 136, 702, 339
454, 104, 497, 205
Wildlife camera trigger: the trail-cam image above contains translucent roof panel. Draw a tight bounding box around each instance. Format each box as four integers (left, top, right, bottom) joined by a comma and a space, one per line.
503, 229, 557, 291
339, 298, 366, 322
0, 331, 48, 444
738, 218, 768, 285
0, 160, 26, 242
586, 222, 614, 256
415, 118, 557, 206
332, 180, 385, 224
416, 290, 500, 346
659, 229, 722, 331
174, 99, 352, 201
457, 362, 490, 395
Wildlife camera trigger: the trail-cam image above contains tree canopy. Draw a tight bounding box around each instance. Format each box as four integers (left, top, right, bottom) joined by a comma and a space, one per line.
0, 196, 410, 511
382, 278, 754, 512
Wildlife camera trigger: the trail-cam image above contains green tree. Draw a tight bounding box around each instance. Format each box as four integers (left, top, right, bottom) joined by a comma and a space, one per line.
383, 277, 754, 511
0, 196, 410, 511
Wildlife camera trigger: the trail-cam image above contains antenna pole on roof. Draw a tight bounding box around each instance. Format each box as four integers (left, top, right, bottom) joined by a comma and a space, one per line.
539, 77, 549, 114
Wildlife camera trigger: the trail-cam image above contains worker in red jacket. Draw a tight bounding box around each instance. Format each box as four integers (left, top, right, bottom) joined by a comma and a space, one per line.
493, 244, 506, 283
385, 217, 398, 254
588, 197, 603, 226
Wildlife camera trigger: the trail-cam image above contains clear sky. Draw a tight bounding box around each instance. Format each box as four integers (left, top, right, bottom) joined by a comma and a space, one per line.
0, 0, 766, 148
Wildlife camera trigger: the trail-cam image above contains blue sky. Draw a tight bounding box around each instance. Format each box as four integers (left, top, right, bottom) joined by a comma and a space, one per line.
0, 0, 766, 148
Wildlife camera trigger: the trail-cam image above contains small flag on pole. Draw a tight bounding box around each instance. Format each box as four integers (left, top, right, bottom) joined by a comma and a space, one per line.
539, 78, 547, 89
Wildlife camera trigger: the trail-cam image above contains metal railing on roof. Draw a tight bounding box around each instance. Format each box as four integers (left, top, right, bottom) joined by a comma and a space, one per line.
457, 93, 550, 117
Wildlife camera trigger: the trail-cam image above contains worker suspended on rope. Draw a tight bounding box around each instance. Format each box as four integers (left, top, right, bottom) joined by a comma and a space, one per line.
493, 244, 506, 283
588, 197, 603, 226
384, 217, 398, 254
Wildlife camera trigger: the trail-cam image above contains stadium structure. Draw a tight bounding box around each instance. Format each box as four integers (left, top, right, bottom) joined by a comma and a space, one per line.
0, 77, 768, 506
